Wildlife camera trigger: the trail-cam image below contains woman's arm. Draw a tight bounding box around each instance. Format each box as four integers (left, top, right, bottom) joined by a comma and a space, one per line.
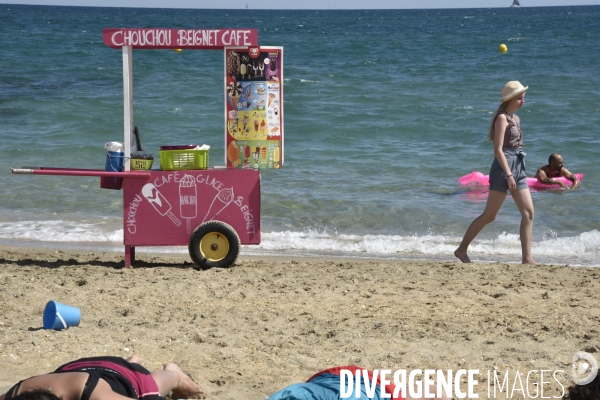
492, 114, 516, 191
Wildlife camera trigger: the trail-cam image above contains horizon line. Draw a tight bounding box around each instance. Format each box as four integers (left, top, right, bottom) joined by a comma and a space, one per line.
1, 2, 599, 9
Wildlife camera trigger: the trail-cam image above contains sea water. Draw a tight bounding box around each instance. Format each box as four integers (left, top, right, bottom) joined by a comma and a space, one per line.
0, 5, 599, 265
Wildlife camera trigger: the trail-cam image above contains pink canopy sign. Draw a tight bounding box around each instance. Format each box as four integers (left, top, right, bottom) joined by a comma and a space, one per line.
103, 28, 259, 49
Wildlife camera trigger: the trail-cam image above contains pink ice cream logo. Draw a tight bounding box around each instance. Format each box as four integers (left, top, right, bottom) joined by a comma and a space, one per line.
179, 174, 197, 233
202, 187, 234, 223
142, 183, 182, 227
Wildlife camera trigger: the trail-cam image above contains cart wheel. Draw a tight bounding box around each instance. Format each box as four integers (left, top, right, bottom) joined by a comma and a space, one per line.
188, 221, 240, 270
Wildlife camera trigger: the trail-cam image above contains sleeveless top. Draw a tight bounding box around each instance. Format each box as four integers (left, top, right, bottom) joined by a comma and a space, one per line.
493, 112, 523, 149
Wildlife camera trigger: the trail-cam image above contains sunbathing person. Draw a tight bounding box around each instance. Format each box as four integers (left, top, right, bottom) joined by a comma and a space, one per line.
0, 355, 206, 400
564, 370, 600, 400
268, 365, 451, 400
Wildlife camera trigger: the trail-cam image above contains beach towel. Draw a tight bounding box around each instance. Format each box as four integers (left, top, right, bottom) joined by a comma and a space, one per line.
268, 365, 404, 400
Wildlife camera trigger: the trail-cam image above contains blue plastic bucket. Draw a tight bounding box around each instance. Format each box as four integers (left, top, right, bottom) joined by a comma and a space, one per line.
43, 300, 81, 330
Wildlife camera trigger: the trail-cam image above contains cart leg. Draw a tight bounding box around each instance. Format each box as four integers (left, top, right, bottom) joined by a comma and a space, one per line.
125, 245, 135, 268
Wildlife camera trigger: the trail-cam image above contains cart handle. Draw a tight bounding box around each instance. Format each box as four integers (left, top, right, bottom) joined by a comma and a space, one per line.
11, 168, 151, 178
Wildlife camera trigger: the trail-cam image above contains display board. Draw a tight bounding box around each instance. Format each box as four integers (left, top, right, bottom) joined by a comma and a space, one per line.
224, 46, 283, 169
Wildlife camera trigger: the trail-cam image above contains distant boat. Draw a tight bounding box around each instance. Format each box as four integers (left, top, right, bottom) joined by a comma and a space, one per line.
510, 0, 521, 7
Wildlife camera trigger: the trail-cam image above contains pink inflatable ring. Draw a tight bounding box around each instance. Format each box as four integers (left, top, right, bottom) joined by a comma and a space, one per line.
458, 171, 583, 190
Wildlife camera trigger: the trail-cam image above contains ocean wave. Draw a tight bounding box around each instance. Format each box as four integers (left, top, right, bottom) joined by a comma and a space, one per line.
0, 220, 122, 243
0, 221, 597, 266
248, 230, 600, 266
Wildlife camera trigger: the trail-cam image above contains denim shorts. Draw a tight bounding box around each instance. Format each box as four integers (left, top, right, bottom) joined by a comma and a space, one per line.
489, 148, 528, 193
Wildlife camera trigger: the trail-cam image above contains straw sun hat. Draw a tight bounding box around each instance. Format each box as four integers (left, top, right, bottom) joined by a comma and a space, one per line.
501, 81, 528, 102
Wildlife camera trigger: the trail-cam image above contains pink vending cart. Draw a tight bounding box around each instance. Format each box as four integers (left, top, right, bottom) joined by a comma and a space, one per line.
12, 28, 270, 270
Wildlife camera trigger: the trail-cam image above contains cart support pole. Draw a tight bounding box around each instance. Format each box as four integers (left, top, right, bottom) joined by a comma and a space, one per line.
123, 45, 133, 172
122, 46, 134, 268
125, 245, 135, 269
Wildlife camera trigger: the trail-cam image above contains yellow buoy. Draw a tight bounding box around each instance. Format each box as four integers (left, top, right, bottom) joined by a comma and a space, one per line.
499, 44, 508, 53
174, 48, 182, 53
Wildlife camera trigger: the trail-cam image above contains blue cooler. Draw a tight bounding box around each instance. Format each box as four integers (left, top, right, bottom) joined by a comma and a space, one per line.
100, 141, 124, 190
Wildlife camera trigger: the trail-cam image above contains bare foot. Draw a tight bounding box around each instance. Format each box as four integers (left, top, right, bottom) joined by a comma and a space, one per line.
127, 355, 142, 364
165, 362, 207, 399
454, 249, 471, 263
522, 258, 538, 265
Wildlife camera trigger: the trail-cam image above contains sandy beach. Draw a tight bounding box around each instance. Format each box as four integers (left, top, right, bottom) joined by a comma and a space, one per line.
0, 245, 599, 399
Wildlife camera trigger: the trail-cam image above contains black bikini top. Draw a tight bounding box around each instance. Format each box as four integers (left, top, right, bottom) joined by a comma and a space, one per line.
4, 372, 100, 400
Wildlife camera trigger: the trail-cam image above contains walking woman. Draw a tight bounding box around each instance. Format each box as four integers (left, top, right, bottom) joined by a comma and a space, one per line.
455, 81, 536, 264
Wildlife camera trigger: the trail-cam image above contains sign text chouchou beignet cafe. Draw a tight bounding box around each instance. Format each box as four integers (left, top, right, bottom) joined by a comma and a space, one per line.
103, 28, 258, 49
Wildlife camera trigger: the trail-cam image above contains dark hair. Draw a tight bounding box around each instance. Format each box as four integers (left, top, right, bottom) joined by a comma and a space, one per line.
11, 389, 62, 400
564, 374, 600, 400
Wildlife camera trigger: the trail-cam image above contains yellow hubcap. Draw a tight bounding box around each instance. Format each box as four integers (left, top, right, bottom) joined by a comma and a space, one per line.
200, 232, 230, 262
